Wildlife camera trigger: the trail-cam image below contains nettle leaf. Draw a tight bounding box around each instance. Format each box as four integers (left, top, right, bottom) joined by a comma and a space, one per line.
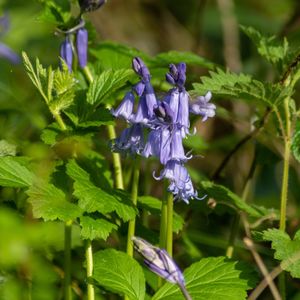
291, 120, 300, 162
240, 25, 288, 66
22, 52, 48, 103
138, 196, 184, 233
38, 0, 71, 25
192, 68, 291, 106
80, 216, 117, 241
152, 257, 255, 300
263, 229, 300, 278
49, 62, 75, 113
200, 181, 263, 218
0, 156, 34, 188
153, 51, 214, 69
66, 159, 136, 221
0, 140, 17, 157
27, 181, 82, 221
86, 69, 134, 107
93, 249, 145, 300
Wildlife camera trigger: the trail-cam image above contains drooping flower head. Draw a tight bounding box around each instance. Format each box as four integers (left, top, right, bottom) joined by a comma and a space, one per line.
111, 91, 135, 121
132, 236, 185, 285
60, 36, 73, 72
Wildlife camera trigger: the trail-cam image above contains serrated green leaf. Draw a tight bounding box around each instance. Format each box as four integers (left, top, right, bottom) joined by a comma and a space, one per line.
152, 257, 256, 300
90, 41, 150, 70
240, 25, 288, 65
80, 216, 117, 241
40, 123, 62, 145
22, 52, 48, 103
93, 249, 145, 300
49, 63, 75, 113
292, 120, 300, 162
0, 140, 17, 156
27, 181, 82, 221
153, 51, 214, 69
38, 0, 71, 25
192, 68, 291, 106
66, 159, 136, 221
86, 69, 134, 106
200, 181, 263, 218
138, 196, 184, 233
263, 229, 300, 278
0, 157, 34, 187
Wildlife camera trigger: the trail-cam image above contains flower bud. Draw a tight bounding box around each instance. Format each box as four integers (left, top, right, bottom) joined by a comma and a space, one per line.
76, 28, 88, 68
60, 36, 73, 72
78, 0, 106, 13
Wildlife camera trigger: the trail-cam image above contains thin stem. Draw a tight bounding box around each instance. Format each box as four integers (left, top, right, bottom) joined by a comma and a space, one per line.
82, 65, 125, 190
85, 240, 95, 300
279, 96, 291, 232
52, 111, 67, 131
126, 158, 140, 257
244, 237, 282, 300
178, 283, 192, 300
166, 193, 173, 256
64, 220, 73, 300
225, 214, 240, 258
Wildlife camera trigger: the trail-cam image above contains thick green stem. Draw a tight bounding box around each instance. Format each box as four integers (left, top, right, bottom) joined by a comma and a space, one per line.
279, 98, 291, 232
64, 220, 73, 300
86, 240, 95, 300
53, 111, 67, 131
126, 158, 140, 257
166, 193, 173, 256
106, 124, 124, 189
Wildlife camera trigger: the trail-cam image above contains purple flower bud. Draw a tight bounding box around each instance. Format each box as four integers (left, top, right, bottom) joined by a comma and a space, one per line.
132, 236, 185, 285
76, 28, 88, 68
0, 42, 20, 64
111, 91, 135, 121
78, 0, 106, 12
189, 91, 215, 122
166, 63, 186, 90
0, 13, 10, 36
132, 57, 150, 83
60, 36, 73, 72
133, 82, 145, 96
176, 91, 190, 136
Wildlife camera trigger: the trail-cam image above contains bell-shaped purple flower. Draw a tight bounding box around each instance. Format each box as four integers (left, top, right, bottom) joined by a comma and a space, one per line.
142, 129, 161, 158
112, 124, 144, 155
189, 91, 216, 122
132, 236, 185, 285
60, 36, 73, 72
76, 28, 88, 68
111, 91, 135, 121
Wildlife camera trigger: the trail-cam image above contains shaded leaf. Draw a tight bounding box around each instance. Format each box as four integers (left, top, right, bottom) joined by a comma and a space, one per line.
152, 257, 256, 300
0, 157, 34, 188
66, 159, 136, 221
138, 196, 184, 233
292, 120, 300, 162
93, 249, 145, 300
263, 229, 300, 278
27, 181, 82, 221
0, 140, 17, 157
80, 216, 117, 241
200, 181, 263, 218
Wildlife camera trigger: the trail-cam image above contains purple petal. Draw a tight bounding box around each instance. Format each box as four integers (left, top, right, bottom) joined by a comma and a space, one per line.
60, 37, 73, 72
111, 91, 135, 120
76, 28, 88, 68
0, 42, 20, 64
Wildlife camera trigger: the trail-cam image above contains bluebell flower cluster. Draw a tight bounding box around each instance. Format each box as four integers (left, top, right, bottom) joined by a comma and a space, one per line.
111, 57, 215, 203
0, 13, 20, 64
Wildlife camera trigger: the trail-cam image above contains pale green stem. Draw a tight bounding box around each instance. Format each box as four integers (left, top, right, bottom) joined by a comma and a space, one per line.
86, 240, 95, 300
52, 111, 67, 131
126, 158, 140, 257
166, 193, 173, 256
279, 96, 291, 232
83, 65, 124, 190
64, 220, 73, 300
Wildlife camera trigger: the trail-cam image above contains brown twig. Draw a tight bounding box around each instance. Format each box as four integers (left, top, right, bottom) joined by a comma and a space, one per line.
243, 237, 282, 300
